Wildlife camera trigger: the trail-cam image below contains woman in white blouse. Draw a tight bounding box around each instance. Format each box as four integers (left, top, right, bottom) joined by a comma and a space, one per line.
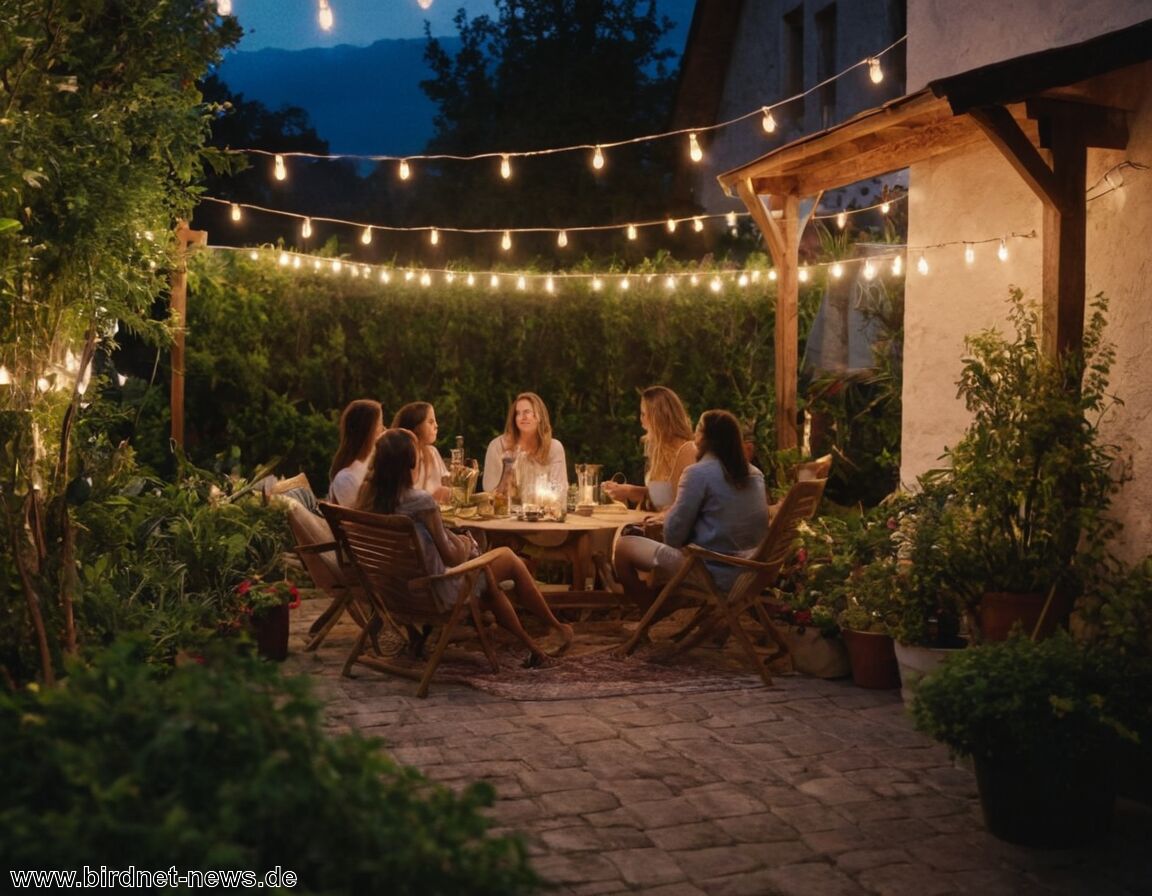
328, 399, 384, 506
482, 392, 568, 496
392, 401, 451, 503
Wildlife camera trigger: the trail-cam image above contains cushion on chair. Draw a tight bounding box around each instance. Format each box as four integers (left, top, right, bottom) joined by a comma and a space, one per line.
286, 498, 344, 586
269, 473, 321, 515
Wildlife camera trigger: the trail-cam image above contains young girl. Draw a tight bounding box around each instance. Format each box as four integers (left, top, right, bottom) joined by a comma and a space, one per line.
358, 428, 574, 666
481, 392, 568, 495
328, 399, 384, 506
602, 385, 696, 515
392, 401, 450, 503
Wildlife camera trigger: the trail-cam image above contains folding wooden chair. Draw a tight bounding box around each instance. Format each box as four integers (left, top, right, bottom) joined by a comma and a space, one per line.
320, 502, 506, 698
618, 477, 828, 686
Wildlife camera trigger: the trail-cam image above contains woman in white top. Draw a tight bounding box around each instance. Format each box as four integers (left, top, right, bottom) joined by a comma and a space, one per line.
482, 392, 568, 496
392, 401, 450, 503
602, 385, 695, 517
328, 399, 384, 506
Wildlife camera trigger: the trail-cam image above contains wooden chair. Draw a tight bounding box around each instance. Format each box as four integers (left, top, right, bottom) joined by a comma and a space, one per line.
618, 477, 828, 686
320, 502, 506, 698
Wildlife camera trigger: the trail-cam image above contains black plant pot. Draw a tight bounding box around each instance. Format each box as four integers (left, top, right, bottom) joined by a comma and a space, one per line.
974, 754, 1116, 848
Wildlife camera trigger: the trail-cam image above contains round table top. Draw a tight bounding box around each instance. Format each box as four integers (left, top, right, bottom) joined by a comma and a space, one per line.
443, 504, 647, 533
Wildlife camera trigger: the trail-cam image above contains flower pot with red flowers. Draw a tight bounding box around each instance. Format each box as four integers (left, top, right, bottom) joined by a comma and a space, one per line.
236, 579, 301, 661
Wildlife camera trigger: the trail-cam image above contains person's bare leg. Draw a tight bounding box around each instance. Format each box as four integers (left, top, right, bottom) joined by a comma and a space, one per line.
489, 548, 573, 650
613, 536, 663, 609
478, 589, 550, 665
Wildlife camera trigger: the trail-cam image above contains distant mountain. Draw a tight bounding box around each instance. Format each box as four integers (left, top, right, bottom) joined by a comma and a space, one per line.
214, 37, 459, 156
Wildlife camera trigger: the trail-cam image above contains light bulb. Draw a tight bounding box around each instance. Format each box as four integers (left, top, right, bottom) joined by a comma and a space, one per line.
216, 0, 232, 14
917, 254, 929, 275
293, 256, 301, 269
466, 273, 475, 286
0, 365, 10, 385
666, 217, 677, 233
690, 274, 699, 286
998, 239, 1008, 262
230, 203, 241, 222
868, 57, 884, 84
517, 275, 526, 290
500, 154, 512, 180
880, 201, 891, 214
557, 230, 568, 248
380, 270, 391, 283
799, 266, 810, 283
831, 262, 844, 278
725, 211, 737, 228
693, 216, 704, 233
665, 276, 676, 290
545, 276, 555, 293
836, 211, 847, 229
768, 269, 778, 281
398, 159, 411, 180
361, 226, 372, 245
626, 224, 637, 240
405, 269, 415, 281
279, 251, 290, 266
274, 154, 287, 181
445, 272, 455, 284
430, 228, 439, 246
592, 146, 604, 170
489, 274, 499, 288
116, 373, 128, 387
301, 218, 312, 239
592, 277, 603, 291
710, 276, 722, 293
738, 273, 749, 287
248, 250, 258, 260
418, 0, 433, 9
964, 243, 975, 265
421, 272, 432, 286
501, 230, 512, 251
761, 108, 776, 133
688, 132, 703, 163
863, 260, 876, 280
620, 277, 630, 291
318, 0, 334, 31
892, 255, 903, 276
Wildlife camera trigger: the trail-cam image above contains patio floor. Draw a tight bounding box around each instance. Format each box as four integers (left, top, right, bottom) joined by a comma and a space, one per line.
285, 596, 1152, 896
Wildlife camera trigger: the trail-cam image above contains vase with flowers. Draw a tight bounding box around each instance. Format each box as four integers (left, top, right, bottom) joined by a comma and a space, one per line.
236, 578, 301, 661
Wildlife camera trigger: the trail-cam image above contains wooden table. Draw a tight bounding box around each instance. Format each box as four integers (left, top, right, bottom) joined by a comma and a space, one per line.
444, 505, 648, 605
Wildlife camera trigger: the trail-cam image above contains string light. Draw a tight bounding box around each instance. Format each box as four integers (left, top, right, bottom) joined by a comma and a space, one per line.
417, 0, 433, 9
710, 276, 722, 293
274, 154, 287, 181
768, 269, 777, 281
917, 254, 929, 275
688, 132, 703, 163
664, 276, 676, 290
880, 200, 891, 214
230, 203, 241, 222
592, 146, 605, 170
500, 154, 512, 179
318, 0, 334, 31
868, 57, 884, 84
301, 218, 312, 239
964, 243, 975, 265
545, 276, 555, 293
626, 224, 638, 240
398, 159, 411, 180
592, 277, 603, 291
489, 274, 499, 288
725, 211, 737, 228
862, 260, 876, 280
0, 365, 10, 385
620, 277, 630, 291
517, 275, 527, 290
360, 225, 372, 245
891, 255, 903, 276
421, 271, 432, 286
836, 211, 848, 229
557, 230, 568, 248
761, 108, 776, 133
466, 273, 475, 286
830, 262, 844, 278
216, 0, 232, 14
693, 217, 704, 233
429, 228, 439, 246
997, 239, 1008, 262
501, 230, 512, 251
799, 266, 810, 283
666, 217, 677, 233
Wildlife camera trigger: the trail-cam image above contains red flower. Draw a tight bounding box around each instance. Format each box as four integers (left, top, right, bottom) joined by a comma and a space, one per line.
288, 584, 301, 610
236, 580, 252, 596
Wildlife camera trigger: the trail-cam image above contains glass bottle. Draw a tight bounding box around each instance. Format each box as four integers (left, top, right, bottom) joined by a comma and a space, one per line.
493, 454, 517, 517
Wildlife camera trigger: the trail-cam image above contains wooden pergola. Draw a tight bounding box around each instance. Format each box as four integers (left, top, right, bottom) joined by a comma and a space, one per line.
718, 19, 1151, 450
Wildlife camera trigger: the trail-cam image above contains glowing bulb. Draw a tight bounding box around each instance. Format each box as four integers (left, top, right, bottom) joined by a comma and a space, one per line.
863, 260, 876, 280
690, 274, 699, 286
868, 57, 884, 84
37, 376, 50, 392
799, 266, 810, 283
312, 259, 321, 270
333, 260, 344, 274
301, 218, 312, 239
445, 272, 455, 284
500, 154, 512, 179
318, 0, 333, 31
761, 108, 776, 133
501, 230, 512, 251
398, 159, 411, 180
725, 211, 737, 228
421, 272, 432, 287
291, 255, 300, 269
116, 373, 128, 387
620, 277, 630, 291
768, 269, 778, 281
466, 274, 475, 286
738, 273, 749, 287
230, 203, 241, 222
592, 146, 604, 170
517, 275, 526, 290
693, 216, 704, 233
917, 254, 929, 275
688, 132, 703, 163
964, 243, 975, 265
626, 224, 637, 241
836, 211, 847, 229
892, 255, 903, 276
545, 276, 555, 293
666, 217, 677, 233
430, 228, 439, 246
831, 262, 844, 278
404, 269, 415, 281
880, 201, 891, 214
998, 239, 1008, 262
557, 230, 568, 248
0, 365, 11, 385
489, 274, 500, 288
274, 154, 287, 181
216, 0, 232, 14
592, 277, 603, 291
710, 276, 722, 293
278, 251, 290, 266
360, 226, 372, 245
751, 270, 761, 283
418, 0, 433, 9
248, 250, 258, 260
350, 266, 360, 278
664, 276, 676, 290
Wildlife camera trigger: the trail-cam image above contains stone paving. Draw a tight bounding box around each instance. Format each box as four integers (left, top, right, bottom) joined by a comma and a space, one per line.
285, 598, 1152, 895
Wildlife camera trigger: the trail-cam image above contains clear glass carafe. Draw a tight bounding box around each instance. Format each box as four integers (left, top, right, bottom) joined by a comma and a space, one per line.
574, 463, 603, 506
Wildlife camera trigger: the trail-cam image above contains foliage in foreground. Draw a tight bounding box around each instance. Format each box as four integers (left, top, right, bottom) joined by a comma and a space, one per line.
0, 638, 538, 895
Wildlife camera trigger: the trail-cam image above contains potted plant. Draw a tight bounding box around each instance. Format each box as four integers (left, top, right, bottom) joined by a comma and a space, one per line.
930, 290, 1122, 640
912, 633, 1149, 848
835, 556, 902, 690
235, 578, 301, 661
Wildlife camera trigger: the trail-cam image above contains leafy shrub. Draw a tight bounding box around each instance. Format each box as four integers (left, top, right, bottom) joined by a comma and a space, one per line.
0, 638, 538, 895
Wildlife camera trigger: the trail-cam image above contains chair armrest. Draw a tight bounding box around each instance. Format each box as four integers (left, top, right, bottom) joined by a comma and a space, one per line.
425, 548, 505, 581
295, 540, 337, 555
682, 544, 770, 571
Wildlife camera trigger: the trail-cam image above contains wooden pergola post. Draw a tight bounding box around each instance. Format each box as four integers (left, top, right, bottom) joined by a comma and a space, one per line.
170, 220, 207, 449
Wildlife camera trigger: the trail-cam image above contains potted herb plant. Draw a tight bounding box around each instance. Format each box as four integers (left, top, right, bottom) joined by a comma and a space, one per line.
236, 578, 301, 661
912, 632, 1149, 848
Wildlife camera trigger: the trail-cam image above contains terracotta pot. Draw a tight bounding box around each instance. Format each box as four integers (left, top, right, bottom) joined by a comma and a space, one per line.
841, 629, 900, 689
251, 602, 290, 661
979, 590, 1069, 641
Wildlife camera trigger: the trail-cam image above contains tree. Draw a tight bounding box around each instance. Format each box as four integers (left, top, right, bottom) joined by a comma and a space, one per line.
405, 0, 683, 265
0, 0, 240, 684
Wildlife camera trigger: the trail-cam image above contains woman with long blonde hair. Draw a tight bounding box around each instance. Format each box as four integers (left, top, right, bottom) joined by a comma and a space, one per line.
481, 391, 568, 494
603, 385, 695, 514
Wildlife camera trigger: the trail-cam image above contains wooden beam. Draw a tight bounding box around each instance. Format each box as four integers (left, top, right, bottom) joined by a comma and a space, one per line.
774, 194, 801, 452
736, 179, 783, 262
966, 105, 1067, 213
170, 220, 207, 450
1041, 130, 1087, 358
1026, 97, 1129, 150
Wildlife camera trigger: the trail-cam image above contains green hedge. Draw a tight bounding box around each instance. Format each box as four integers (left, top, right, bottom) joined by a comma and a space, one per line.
134, 251, 824, 492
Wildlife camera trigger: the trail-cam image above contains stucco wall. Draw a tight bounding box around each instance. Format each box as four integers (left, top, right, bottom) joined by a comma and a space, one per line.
907, 0, 1150, 89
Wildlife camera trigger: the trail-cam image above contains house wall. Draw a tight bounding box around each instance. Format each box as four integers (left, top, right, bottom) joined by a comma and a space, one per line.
903, 2, 1152, 562
692, 0, 905, 214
